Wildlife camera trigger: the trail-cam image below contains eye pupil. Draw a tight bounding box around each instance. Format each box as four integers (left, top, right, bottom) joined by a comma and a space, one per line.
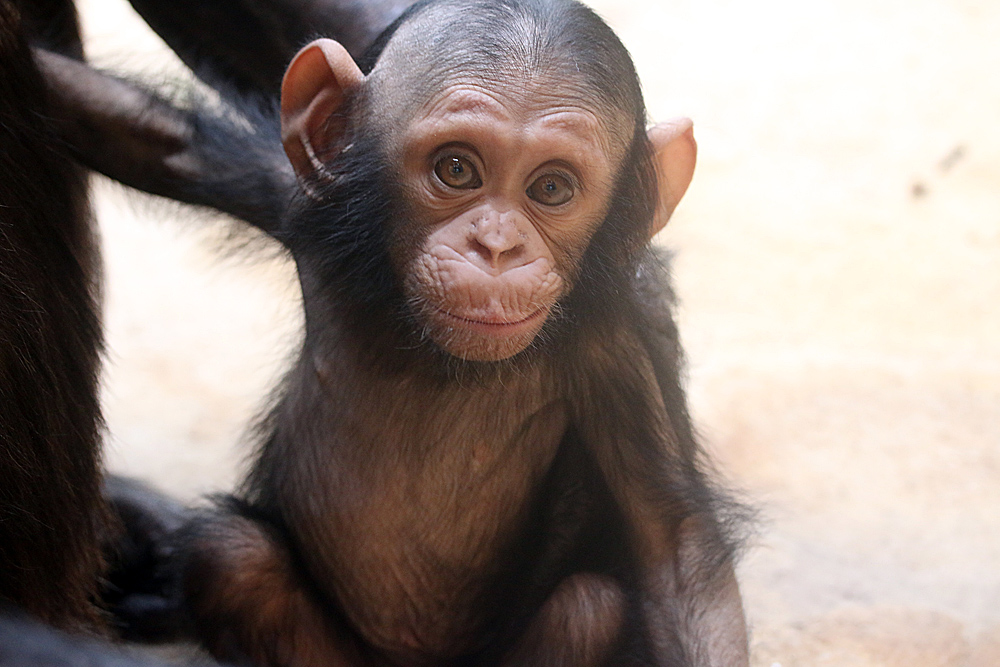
527, 173, 574, 206
435, 155, 482, 189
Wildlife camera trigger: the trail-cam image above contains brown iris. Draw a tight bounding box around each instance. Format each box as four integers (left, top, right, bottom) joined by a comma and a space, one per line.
434, 156, 482, 189
526, 173, 574, 206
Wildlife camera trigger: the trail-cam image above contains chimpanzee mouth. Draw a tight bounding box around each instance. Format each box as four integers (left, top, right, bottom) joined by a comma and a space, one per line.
437, 307, 548, 337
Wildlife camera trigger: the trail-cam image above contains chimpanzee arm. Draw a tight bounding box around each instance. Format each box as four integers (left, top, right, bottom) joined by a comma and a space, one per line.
35, 48, 294, 234
574, 330, 750, 666
178, 503, 363, 666
125, 0, 415, 96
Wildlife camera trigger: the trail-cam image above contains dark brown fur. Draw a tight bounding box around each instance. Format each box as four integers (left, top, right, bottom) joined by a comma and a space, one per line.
0, 0, 106, 631
2, 4, 220, 663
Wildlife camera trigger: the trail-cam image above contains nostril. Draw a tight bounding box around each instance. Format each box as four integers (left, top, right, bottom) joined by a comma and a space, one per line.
469, 237, 497, 263
499, 243, 524, 263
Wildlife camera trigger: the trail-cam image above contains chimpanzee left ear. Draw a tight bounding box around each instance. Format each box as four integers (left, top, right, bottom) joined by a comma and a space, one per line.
647, 118, 697, 238
281, 38, 365, 182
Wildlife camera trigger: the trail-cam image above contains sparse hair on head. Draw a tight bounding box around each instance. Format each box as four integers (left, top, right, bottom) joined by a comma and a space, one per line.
360, 0, 647, 140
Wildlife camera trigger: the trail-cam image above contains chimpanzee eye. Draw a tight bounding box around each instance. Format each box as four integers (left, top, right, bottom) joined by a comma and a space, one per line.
526, 173, 574, 206
434, 156, 482, 189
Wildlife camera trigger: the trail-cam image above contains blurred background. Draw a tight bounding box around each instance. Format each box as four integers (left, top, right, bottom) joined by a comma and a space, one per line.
77, 0, 999, 664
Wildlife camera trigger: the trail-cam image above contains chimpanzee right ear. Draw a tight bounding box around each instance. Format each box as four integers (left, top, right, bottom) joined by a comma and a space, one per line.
281, 38, 365, 182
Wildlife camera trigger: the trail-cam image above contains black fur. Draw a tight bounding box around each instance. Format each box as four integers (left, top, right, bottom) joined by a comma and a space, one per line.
1, 2, 223, 663
0, 0, 105, 631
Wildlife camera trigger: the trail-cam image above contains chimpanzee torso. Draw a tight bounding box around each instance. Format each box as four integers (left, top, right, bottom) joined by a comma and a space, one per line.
266, 345, 572, 659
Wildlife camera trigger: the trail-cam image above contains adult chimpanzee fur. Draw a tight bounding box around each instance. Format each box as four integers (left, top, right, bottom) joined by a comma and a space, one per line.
12, 0, 750, 664
0, 2, 215, 664
0, 0, 106, 631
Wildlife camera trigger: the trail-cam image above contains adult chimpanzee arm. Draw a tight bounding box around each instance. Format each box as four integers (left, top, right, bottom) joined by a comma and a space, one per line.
35, 48, 295, 233
0, 0, 105, 630
3, 2, 227, 661
125, 0, 415, 96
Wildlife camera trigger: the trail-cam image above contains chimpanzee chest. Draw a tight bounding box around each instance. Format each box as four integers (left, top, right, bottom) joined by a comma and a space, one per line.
300, 400, 569, 661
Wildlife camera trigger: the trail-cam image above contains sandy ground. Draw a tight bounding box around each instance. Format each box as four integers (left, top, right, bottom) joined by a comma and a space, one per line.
74, 0, 1000, 664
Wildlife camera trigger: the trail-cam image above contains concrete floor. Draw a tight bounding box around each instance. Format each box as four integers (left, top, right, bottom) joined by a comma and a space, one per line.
78, 0, 1000, 664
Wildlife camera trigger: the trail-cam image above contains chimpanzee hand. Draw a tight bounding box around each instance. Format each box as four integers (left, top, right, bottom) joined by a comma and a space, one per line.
101, 476, 192, 643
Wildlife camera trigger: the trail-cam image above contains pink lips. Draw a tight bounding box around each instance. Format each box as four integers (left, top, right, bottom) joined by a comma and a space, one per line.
438, 307, 548, 337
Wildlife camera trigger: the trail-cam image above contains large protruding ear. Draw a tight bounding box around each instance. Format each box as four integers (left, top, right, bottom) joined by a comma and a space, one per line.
647, 118, 697, 238
281, 38, 364, 181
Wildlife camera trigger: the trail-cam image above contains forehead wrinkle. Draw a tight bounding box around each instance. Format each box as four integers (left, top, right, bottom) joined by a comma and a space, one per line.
369, 37, 633, 167
411, 88, 614, 163
399, 85, 513, 154
524, 93, 630, 171
421, 84, 512, 123
421, 80, 625, 152
534, 110, 605, 148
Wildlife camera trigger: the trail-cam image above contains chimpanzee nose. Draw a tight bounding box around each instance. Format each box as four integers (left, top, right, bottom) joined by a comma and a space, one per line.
469, 209, 526, 270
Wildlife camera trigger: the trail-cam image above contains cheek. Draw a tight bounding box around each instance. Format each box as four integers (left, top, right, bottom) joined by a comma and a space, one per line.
543, 218, 604, 281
